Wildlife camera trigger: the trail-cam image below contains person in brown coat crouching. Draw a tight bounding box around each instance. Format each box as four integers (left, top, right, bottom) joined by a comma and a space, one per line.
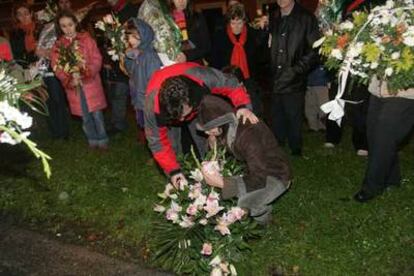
198, 95, 292, 224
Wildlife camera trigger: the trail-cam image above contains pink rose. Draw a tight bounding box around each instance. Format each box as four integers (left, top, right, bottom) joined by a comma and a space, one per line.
201, 242, 213, 255
186, 204, 198, 216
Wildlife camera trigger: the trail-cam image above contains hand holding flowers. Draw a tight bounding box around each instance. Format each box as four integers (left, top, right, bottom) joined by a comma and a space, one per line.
95, 14, 126, 62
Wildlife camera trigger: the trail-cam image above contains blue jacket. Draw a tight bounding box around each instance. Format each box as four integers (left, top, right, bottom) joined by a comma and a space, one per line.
124, 18, 162, 110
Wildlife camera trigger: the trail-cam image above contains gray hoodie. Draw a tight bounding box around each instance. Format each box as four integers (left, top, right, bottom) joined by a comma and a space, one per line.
124, 18, 163, 110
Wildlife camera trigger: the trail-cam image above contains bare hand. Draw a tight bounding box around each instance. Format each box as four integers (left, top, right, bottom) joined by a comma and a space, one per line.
201, 165, 224, 189
170, 173, 187, 189
175, 52, 187, 63
258, 15, 269, 29
236, 108, 259, 124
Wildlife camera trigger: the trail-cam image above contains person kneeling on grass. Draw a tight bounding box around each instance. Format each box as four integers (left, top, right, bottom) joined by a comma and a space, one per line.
198, 95, 292, 224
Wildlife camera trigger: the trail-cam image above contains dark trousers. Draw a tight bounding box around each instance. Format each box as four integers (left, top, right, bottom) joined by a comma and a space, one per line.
362, 95, 414, 195
107, 81, 129, 131
325, 86, 369, 150
43, 76, 69, 139
271, 92, 304, 154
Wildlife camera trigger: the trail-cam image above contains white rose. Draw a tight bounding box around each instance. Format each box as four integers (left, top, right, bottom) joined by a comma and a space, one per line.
370, 62, 379, 69
385, 0, 395, 9
339, 21, 354, 30
391, 52, 400, 60
331, 49, 343, 60
385, 67, 393, 76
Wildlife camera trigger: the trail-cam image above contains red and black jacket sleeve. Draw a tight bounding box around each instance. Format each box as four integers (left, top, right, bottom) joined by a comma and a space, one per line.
144, 62, 251, 176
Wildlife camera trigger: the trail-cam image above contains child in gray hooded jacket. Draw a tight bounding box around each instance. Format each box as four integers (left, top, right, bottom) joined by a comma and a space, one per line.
123, 18, 162, 142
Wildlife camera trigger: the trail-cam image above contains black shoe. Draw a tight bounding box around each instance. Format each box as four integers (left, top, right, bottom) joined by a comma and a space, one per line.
353, 190, 376, 203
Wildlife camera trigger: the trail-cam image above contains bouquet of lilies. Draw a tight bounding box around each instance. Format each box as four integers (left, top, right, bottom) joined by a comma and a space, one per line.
0, 63, 51, 178
150, 146, 260, 275
53, 39, 85, 92
53, 39, 85, 74
95, 14, 126, 62
315, 0, 414, 93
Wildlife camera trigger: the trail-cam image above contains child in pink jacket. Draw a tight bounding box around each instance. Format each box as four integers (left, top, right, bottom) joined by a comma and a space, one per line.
51, 11, 108, 149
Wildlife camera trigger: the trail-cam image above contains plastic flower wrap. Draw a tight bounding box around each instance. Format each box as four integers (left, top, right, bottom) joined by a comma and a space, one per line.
0, 64, 51, 178
95, 14, 126, 62
36, 0, 58, 23
53, 39, 85, 75
149, 146, 260, 275
138, 0, 182, 61
316, 0, 414, 93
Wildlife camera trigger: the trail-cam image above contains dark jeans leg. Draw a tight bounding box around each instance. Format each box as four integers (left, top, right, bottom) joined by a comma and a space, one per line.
284, 92, 305, 154
108, 81, 129, 131
362, 95, 414, 194
271, 94, 287, 146
43, 76, 70, 139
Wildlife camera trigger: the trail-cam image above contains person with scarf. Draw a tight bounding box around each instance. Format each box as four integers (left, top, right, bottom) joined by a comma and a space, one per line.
211, 3, 265, 116
168, 0, 211, 64
10, 2, 40, 67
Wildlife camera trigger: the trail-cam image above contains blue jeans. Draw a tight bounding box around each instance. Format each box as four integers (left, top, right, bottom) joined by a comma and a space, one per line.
107, 81, 129, 131
80, 88, 108, 147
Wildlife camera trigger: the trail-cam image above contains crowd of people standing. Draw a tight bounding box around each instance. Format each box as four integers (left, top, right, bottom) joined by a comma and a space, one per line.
1, 0, 412, 219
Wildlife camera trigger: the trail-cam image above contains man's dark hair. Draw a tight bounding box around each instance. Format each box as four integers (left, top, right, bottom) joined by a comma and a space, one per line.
159, 76, 190, 123
159, 75, 210, 123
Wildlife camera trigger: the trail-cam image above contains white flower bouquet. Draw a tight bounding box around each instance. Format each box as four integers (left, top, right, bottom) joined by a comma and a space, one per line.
0, 63, 51, 178
316, 0, 414, 93
150, 147, 261, 275
95, 14, 126, 62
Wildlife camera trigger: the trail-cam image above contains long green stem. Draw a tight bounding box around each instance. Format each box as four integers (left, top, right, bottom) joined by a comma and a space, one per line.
190, 145, 201, 169
0, 125, 52, 178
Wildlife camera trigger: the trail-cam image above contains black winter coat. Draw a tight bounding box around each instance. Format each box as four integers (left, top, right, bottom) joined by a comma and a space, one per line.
270, 3, 320, 94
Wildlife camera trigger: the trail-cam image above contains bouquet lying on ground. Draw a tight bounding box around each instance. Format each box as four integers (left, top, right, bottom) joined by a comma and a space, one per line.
95, 14, 126, 62
0, 62, 51, 178
316, 0, 414, 93
149, 146, 261, 275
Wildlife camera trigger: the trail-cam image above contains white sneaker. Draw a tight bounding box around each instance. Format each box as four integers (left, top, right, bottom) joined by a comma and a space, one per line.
324, 142, 335, 148
356, 149, 368, 156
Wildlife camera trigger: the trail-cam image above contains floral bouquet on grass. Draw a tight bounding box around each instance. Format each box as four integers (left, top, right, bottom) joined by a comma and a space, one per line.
316, 0, 414, 93
53, 39, 85, 93
95, 14, 126, 62
149, 146, 261, 275
0, 63, 51, 178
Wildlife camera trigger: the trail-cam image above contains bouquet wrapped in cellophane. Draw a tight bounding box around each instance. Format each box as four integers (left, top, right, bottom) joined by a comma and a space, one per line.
53, 39, 85, 92
149, 146, 262, 275
95, 14, 126, 62
316, 0, 414, 93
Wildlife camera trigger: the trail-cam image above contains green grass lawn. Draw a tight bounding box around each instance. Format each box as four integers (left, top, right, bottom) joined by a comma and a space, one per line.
0, 118, 413, 275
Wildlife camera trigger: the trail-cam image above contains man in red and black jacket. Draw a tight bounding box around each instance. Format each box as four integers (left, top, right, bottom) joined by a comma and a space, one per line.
144, 62, 258, 187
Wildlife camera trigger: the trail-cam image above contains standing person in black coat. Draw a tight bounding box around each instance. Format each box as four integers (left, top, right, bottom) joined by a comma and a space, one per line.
269, 0, 320, 156
103, 0, 139, 135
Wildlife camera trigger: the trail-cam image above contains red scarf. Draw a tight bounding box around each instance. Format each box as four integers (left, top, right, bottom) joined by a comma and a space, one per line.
227, 24, 250, 79
346, 0, 365, 13
113, 0, 127, 12
0, 41, 13, 61
18, 22, 36, 53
